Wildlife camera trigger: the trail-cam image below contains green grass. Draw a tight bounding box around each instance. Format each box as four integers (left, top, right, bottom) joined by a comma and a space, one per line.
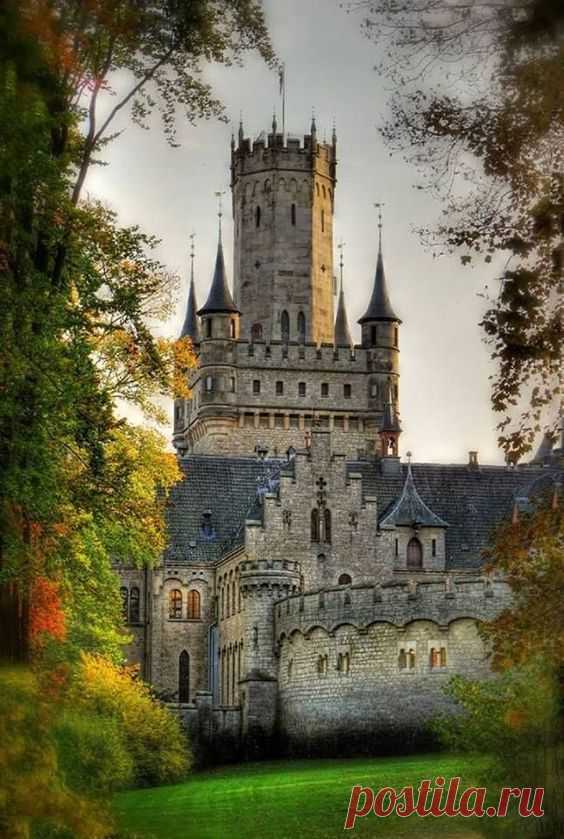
113, 753, 516, 839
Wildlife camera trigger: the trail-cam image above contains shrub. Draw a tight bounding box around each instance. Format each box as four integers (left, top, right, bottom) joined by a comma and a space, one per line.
71, 653, 191, 786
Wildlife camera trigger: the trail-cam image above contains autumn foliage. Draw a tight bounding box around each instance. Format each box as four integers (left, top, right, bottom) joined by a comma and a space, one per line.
30, 577, 66, 649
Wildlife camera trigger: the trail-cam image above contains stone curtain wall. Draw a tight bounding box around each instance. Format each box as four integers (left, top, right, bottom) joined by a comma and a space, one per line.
274, 577, 510, 753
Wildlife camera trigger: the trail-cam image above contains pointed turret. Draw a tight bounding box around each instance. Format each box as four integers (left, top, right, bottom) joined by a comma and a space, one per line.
380, 459, 448, 530
334, 245, 352, 347
358, 243, 400, 325
180, 236, 200, 343
198, 239, 239, 316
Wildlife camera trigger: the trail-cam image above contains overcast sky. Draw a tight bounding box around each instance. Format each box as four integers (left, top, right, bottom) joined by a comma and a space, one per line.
86, 0, 508, 465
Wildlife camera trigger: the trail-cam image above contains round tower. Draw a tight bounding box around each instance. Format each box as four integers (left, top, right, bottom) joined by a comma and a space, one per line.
192, 232, 240, 446
358, 216, 402, 438
230, 117, 337, 345
238, 549, 301, 755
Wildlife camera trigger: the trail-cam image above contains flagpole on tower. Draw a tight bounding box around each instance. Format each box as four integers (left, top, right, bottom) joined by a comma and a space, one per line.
279, 63, 286, 139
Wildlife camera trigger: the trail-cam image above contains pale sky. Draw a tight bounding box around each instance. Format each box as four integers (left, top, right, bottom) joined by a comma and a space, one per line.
86, 0, 508, 465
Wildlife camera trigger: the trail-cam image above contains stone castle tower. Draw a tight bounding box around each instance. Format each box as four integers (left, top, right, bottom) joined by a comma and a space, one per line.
173, 120, 402, 462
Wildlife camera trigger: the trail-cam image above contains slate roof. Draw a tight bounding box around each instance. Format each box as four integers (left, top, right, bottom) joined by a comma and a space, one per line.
198, 240, 240, 316
334, 281, 353, 347
358, 246, 401, 324
163, 454, 560, 571
379, 462, 448, 529
164, 456, 284, 564
348, 460, 562, 570
179, 274, 200, 342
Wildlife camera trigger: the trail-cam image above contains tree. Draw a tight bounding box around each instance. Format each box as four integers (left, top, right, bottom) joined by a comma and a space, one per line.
0, 0, 273, 659
353, 0, 563, 461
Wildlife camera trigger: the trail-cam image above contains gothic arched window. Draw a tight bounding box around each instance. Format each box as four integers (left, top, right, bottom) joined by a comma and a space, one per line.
179, 650, 190, 703
297, 311, 306, 343
129, 587, 140, 623
281, 310, 289, 342
169, 589, 182, 620
324, 508, 332, 544
187, 589, 201, 620
338, 574, 352, 586
407, 537, 423, 570
251, 322, 263, 341
311, 509, 320, 542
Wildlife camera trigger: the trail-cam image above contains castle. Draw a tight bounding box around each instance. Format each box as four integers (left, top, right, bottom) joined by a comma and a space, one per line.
118, 119, 562, 757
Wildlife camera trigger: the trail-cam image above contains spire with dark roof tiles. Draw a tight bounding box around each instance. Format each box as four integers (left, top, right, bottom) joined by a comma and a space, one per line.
180, 237, 201, 341
198, 239, 239, 316
379, 461, 448, 529
334, 245, 352, 347
358, 242, 400, 324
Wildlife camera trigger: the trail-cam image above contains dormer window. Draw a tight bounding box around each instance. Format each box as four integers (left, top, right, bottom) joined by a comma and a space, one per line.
407, 537, 423, 570
200, 511, 216, 541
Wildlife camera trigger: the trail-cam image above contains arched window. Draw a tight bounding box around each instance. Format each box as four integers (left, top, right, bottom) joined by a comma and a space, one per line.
338, 573, 352, 586
179, 650, 190, 703
206, 318, 212, 338
230, 319, 236, 339
297, 311, 306, 343
169, 589, 182, 620
281, 310, 289, 342
226, 582, 231, 618
291, 203, 296, 225
129, 587, 140, 623
255, 205, 261, 228
324, 508, 332, 544
407, 537, 423, 570
120, 587, 129, 623
251, 322, 263, 341
187, 589, 201, 620
311, 509, 320, 542
370, 325, 377, 346
232, 583, 236, 615
394, 326, 399, 348
321, 209, 325, 233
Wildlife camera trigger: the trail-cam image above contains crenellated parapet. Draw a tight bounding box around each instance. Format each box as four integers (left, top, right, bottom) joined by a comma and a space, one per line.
274, 575, 511, 641
240, 558, 301, 600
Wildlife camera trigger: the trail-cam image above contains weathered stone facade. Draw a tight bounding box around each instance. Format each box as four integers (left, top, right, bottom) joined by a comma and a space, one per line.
118, 124, 562, 758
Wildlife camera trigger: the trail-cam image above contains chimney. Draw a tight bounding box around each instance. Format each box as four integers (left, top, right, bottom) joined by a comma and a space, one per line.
468, 451, 479, 470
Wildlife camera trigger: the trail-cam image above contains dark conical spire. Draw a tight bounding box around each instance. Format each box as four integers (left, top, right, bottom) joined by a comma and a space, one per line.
334, 244, 352, 346
358, 243, 400, 324
359, 208, 401, 324
198, 196, 240, 316
180, 235, 200, 341
197, 239, 239, 316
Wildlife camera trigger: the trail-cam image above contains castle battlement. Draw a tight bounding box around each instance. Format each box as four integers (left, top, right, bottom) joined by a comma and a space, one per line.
231, 131, 336, 180
274, 576, 511, 639
195, 339, 398, 373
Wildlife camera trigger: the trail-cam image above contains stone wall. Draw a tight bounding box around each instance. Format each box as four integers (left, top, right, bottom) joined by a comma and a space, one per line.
273, 576, 510, 753
149, 563, 215, 701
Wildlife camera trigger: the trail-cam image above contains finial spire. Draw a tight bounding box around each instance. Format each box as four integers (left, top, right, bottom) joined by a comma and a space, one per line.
272, 110, 277, 136
238, 113, 244, 146
215, 191, 225, 243
334, 240, 353, 348
374, 201, 384, 251
337, 239, 345, 293
189, 232, 195, 283
179, 231, 200, 342
311, 108, 317, 138
332, 118, 337, 147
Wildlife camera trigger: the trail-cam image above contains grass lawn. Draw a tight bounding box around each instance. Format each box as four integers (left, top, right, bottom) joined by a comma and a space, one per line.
114, 753, 524, 839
